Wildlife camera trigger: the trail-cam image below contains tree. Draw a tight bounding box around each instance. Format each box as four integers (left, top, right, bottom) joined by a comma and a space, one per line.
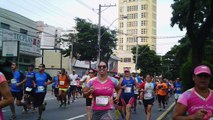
132, 45, 161, 76
60, 17, 117, 66
171, 0, 213, 66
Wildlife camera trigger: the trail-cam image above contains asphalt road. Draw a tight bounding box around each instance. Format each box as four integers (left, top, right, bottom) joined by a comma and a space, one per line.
3, 91, 175, 120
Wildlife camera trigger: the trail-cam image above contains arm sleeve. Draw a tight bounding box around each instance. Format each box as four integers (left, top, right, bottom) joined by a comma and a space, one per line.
45, 73, 53, 81
177, 91, 190, 106
110, 77, 119, 87
0, 73, 7, 84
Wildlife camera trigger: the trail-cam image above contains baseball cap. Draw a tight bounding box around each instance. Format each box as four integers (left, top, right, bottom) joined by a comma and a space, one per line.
132, 70, 137, 74
124, 68, 130, 72
194, 65, 211, 75
114, 74, 120, 79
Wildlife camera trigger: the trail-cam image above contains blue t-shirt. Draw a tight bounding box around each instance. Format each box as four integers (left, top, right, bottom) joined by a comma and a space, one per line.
25, 71, 35, 88
34, 72, 52, 93
121, 76, 135, 98
10, 70, 25, 92
52, 76, 59, 88
174, 82, 182, 94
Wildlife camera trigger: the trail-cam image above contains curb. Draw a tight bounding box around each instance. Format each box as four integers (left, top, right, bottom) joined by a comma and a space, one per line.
156, 102, 175, 120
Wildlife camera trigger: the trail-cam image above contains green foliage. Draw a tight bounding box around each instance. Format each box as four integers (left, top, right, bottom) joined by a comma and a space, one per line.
60, 17, 117, 62
132, 45, 161, 76
180, 61, 193, 92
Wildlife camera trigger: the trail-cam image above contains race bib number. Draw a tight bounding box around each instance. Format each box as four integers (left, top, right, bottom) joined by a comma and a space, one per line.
96, 96, 109, 106
25, 87, 32, 92
176, 88, 180, 90
37, 86, 45, 92
144, 93, 152, 98
60, 81, 65, 85
11, 79, 17, 84
124, 87, 132, 93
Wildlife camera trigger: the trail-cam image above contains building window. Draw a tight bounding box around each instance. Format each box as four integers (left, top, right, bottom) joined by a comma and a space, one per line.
20, 29, 28, 34
123, 58, 131, 62
141, 20, 147, 26
141, 4, 148, 10
0, 23, 10, 29
141, 12, 147, 18
141, 28, 147, 34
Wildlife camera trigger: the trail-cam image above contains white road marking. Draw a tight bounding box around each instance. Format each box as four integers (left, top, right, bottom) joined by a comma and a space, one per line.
65, 114, 87, 120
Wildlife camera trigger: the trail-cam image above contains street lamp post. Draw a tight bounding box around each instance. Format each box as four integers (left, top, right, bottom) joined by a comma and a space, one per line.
135, 37, 139, 71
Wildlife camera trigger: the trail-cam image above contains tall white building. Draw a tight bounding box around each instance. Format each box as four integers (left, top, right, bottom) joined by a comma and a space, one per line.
116, 0, 157, 73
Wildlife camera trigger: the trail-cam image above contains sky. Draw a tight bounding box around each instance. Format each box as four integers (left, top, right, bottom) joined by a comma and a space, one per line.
0, 0, 186, 55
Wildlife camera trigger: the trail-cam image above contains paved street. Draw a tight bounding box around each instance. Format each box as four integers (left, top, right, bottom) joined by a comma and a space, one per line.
3, 91, 175, 120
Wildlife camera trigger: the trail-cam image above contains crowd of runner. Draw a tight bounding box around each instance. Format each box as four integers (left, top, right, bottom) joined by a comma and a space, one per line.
1, 60, 186, 120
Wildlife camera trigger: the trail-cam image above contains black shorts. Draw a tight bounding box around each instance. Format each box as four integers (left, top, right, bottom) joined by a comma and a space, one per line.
86, 97, 92, 106
12, 91, 23, 101
34, 93, 46, 107
143, 98, 155, 108
70, 85, 77, 92
24, 87, 35, 96
157, 95, 166, 104
54, 88, 59, 95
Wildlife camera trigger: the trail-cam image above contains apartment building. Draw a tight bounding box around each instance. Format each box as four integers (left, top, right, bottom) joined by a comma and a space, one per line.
116, 0, 156, 73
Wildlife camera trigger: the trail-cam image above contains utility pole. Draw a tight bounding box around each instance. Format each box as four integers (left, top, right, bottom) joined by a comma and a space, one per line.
97, 4, 116, 65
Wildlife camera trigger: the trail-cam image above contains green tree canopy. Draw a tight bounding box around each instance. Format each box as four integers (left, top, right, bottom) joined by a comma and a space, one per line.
132, 45, 161, 76
61, 17, 117, 63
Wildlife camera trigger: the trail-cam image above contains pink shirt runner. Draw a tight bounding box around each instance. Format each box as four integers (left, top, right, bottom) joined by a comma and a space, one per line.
0, 72, 7, 120
178, 88, 213, 120
87, 77, 118, 111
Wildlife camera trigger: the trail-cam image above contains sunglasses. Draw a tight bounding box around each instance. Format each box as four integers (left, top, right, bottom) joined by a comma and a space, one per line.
38, 66, 43, 68
89, 71, 94, 74
196, 73, 211, 78
98, 65, 107, 69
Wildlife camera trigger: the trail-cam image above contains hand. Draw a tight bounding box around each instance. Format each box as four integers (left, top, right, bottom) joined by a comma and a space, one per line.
44, 82, 48, 86
89, 86, 95, 94
16, 83, 20, 87
121, 85, 126, 89
113, 97, 119, 104
192, 109, 207, 120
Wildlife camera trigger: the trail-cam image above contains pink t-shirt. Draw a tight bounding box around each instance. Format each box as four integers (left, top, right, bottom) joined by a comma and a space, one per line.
0, 72, 7, 120
87, 77, 118, 111
178, 88, 213, 120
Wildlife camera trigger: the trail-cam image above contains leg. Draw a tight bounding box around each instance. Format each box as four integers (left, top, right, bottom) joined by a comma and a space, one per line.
146, 104, 153, 120
125, 104, 132, 120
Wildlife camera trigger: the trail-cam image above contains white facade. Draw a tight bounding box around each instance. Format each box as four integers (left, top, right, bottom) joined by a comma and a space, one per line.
0, 8, 40, 69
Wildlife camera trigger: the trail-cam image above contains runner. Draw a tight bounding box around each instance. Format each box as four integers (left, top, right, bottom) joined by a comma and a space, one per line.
82, 69, 96, 120
173, 78, 182, 103
24, 64, 36, 112
83, 61, 121, 120
119, 68, 137, 120
156, 78, 168, 111
33, 64, 53, 120
0, 72, 14, 120
58, 68, 70, 108
131, 71, 140, 114
68, 70, 78, 103
76, 77, 82, 98
173, 65, 213, 120
139, 74, 156, 120
9, 62, 27, 120
52, 71, 60, 101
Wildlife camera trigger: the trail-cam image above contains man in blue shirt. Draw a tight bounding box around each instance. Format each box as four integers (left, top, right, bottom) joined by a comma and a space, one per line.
24, 64, 36, 112
33, 64, 53, 120
9, 62, 27, 120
